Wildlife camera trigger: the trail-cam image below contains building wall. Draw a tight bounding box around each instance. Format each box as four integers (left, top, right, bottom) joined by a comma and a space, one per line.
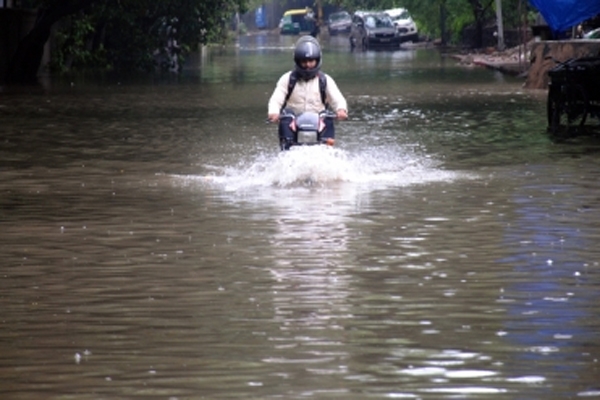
0, 8, 37, 82
526, 40, 600, 89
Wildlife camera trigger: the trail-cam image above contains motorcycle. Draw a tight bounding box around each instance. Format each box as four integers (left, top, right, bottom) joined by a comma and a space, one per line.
273, 109, 338, 151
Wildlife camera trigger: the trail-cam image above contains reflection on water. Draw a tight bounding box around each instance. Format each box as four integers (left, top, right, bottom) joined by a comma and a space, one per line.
1, 33, 600, 399
498, 172, 600, 395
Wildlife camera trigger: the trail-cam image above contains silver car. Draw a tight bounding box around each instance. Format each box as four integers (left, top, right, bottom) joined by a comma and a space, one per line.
328, 11, 352, 35
349, 11, 402, 50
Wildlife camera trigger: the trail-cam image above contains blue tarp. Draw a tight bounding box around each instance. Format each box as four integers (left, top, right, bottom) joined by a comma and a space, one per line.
255, 5, 267, 29
529, 0, 600, 33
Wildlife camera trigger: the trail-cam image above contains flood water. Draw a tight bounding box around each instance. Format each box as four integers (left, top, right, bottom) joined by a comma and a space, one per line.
1, 33, 600, 399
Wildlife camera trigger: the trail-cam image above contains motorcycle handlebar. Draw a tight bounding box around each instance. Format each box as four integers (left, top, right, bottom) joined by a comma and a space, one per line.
320, 110, 338, 120
266, 110, 339, 124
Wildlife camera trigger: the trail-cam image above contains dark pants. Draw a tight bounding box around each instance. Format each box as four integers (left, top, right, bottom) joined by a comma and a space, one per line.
278, 109, 335, 149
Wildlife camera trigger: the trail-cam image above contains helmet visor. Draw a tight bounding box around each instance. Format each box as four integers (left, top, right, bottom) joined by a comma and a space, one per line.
299, 58, 317, 67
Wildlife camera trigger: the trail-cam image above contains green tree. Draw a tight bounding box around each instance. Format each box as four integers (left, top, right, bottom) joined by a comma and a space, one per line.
6, 0, 249, 83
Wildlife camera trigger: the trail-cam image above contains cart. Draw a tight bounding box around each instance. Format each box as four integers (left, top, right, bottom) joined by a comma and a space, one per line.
546, 56, 600, 135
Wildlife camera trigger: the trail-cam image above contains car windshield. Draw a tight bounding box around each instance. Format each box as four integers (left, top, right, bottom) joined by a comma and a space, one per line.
330, 12, 349, 22
393, 10, 411, 20
584, 28, 600, 39
365, 15, 393, 29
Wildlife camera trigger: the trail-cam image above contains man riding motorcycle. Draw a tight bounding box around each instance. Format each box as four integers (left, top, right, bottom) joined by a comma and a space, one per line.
267, 36, 348, 150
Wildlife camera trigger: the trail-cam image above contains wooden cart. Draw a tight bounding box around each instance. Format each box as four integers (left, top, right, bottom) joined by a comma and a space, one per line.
546, 56, 600, 135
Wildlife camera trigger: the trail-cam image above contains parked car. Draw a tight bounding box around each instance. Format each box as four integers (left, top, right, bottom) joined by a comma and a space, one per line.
583, 27, 600, 39
327, 11, 352, 35
349, 11, 402, 50
385, 8, 419, 42
280, 8, 316, 35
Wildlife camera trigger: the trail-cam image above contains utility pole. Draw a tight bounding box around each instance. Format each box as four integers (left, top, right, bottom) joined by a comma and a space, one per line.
495, 0, 505, 50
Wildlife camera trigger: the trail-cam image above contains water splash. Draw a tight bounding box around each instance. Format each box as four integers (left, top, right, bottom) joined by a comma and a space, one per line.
188, 144, 470, 192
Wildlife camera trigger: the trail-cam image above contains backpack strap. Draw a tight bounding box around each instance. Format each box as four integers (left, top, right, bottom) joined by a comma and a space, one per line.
281, 71, 328, 111
281, 71, 298, 112
318, 71, 329, 109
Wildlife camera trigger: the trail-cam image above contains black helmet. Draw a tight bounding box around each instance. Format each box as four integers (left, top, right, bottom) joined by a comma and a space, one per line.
293, 35, 322, 80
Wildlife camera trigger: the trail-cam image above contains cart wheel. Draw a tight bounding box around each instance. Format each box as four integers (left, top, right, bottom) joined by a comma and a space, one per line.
566, 84, 588, 129
549, 84, 588, 136
547, 84, 560, 131
548, 85, 567, 136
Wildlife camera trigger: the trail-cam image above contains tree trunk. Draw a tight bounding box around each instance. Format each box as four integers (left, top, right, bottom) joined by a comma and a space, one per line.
5, 0, 98, 84
468, 0, 494, 49
475, 19, 484, 48
440, 1, 448, 46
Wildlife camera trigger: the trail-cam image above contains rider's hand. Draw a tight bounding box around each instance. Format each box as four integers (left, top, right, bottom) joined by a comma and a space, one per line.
336, 109, 348, 120
268, 113, 280, 123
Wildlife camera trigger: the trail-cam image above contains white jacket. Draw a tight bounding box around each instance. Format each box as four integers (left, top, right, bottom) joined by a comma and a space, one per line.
268, 71, 347, 115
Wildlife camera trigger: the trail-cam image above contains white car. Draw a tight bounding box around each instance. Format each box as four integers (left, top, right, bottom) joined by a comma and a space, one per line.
385, 8, 418, 42
583, 27, 600, 39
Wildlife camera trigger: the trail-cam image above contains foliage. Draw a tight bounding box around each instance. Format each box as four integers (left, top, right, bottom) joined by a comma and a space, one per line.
46, 0, 250, 72
333, 0, 397, 10
49, 13, 105, 72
